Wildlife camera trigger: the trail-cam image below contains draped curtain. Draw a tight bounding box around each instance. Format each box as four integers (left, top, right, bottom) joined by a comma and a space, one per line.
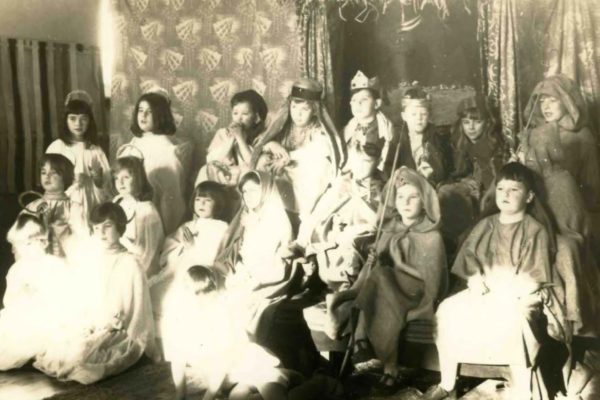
298, 0, 336, 121
108, 0, 301, 175
0, 38, 105, 194
478, 0, 600, 142
544, 0, 600, 134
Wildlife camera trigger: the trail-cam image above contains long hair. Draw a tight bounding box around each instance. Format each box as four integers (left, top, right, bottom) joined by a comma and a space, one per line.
61, 99, 98, 147
113, 156, 153, 201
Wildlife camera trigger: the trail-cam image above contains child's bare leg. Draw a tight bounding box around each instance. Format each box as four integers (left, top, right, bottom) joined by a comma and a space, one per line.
509, 365, 531, 400
438, 355, 458, 392
256, 382, 287, 400
228, 383, 255, 400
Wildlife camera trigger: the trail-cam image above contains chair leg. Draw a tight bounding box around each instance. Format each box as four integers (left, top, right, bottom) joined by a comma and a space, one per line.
338, 307, 360, 379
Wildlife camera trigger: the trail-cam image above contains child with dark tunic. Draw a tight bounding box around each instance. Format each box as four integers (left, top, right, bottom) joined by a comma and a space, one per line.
424, 163, 569, 400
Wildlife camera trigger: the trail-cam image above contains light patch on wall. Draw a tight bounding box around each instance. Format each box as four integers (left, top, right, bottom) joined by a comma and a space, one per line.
99, 0, 114, 98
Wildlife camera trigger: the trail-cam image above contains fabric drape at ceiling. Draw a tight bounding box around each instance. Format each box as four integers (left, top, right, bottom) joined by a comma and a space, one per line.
545, 0, 600, 135
108, 0, 301, 174
0, 38, 105, 194
298, 0, 336, 122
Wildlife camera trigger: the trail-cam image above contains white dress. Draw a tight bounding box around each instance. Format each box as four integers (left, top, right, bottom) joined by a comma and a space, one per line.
128, 133, 186, 234
116, 196, 165, 277
149, 218, 228, 338
46, 139, 112, 220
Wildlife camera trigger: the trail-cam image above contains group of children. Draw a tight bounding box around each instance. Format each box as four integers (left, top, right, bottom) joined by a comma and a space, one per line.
1, 70, 599, 400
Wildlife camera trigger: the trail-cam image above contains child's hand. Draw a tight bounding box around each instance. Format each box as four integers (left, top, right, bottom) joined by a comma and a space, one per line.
228, 123, 245, 142
417, 161, 434, 179
181, 226, 195, 248
264, 141, 290, 161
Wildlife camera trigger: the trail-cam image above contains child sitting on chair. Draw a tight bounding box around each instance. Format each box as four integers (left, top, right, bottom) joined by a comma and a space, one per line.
343, 71, 395, 177
424, 162, 568, 400
195, 89, 268, 187
166, 265, 293, 400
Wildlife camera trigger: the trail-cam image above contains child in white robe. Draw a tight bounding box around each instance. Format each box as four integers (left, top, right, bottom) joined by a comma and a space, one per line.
0, 214, 70, 370
149, 181, 229, 341
166, 265, 292, 400
125, 92, 187, 234
113, 156, 164, 277
34, 202, 157, 384
46, 91, 112, 220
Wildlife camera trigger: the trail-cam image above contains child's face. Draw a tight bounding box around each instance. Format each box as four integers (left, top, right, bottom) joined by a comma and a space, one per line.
194, 195, 215, 219
539, 95, 565, 123
395, 184, 423, 223
290, 100, 314, 128
114, 169, 138, 198
231, 102, 258, 130
92, 220, 121, 248
67, 114, 90, 140
495, 179, 533, 215
402, 105, 429, 133
350, 90, 378, 121
41, 162, 65, 193
348, 148, 377, 181
461, 117, 485, 142
137, 101, 155, 132
241, 180, 262, 211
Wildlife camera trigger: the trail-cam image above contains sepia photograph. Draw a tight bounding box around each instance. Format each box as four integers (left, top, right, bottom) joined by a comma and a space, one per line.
0, 0, 598, 399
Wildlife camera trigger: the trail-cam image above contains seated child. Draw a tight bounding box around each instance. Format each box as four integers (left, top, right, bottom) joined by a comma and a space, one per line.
149, 181, 229, 340
423, 162, 568, 400
113, 156, 164, 277
195, 89, 268, 187
0, 214, 70, 370
348, 166, 447, 394
21, 153, 86, 258
215, 170, 299, 343
344, 71, 395, 177
252, 78, 343, 220
394, 88, 451, 186
166, 265, 294, 400
34, 202, 157, 384
298, 142, 384, 340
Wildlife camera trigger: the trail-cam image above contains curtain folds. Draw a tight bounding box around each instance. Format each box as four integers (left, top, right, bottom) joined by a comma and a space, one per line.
0, 38, 105, 194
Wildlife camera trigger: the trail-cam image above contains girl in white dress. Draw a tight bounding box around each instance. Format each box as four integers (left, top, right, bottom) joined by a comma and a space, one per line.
125, 92, 186, 234
113, 155, 164, 277
46, 91, 112, 221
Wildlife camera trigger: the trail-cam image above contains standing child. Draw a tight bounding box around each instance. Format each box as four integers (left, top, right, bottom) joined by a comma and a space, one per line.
46, 90, 112, 219
195, 89, 268, 187
166, 266, 293, 400
149, 181, 229, 341
395, 88, 451, 186
0, 214, 70, 370
125, 91, 187, 234
424, 163, 568, 400
21, 153, 86, 257
252, 78, 343, 220
344, 71, 395, 177
113, 155, 164, 277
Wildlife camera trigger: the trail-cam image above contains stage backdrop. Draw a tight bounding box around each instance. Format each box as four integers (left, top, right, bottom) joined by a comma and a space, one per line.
108, 0, 303, 180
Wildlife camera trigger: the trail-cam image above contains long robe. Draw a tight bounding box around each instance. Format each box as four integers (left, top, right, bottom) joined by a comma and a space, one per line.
127, 134, 186, 234
150, 217, 228, 338
46, 139, 112, 220
214, 171, 300, 343
34, 245, 156, 384
339, 167, 447, 364
116, 197, 165, 277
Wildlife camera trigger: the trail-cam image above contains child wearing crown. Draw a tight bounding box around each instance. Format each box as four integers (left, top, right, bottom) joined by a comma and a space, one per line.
344, 71, 395, 178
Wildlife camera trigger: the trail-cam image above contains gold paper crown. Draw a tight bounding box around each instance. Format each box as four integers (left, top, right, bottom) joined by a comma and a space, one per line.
350, 70, 380, 94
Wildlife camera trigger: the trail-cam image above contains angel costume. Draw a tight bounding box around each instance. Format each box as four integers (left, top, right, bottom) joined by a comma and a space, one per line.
46, 139, 112, 219
115, 195, 164, 277
150, 217, 228, 338
34, 244, 156, 384
0, 253, 70, 370
214, 171, 301, 343
127, 133, 186, 234
251, 79, 343, 220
